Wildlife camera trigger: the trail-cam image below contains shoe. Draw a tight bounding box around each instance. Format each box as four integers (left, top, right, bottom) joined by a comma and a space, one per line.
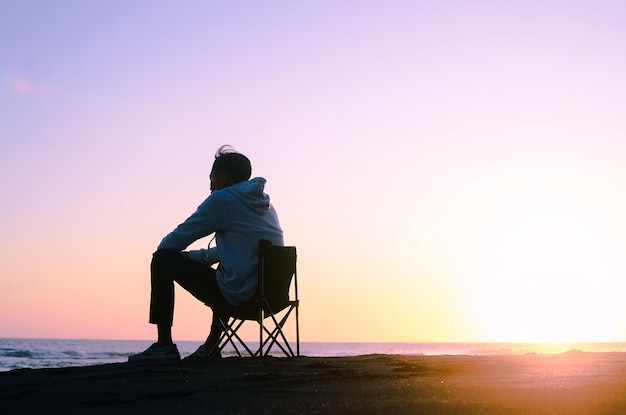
128, 343, 180, 363
183, 343, 222, 362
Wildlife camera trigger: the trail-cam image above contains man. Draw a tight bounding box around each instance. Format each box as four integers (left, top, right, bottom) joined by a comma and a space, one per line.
129, 145, 284, 362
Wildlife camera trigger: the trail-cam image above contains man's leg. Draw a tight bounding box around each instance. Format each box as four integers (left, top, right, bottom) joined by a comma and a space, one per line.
149, 249, 229, 345
130, 250, 229, 362
206, 313, 225, 348
149, 250, 183, 346
173, 262, 230, 357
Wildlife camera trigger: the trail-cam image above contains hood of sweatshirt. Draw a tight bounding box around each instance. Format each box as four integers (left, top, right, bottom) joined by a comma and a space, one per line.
223, 177, 271, 215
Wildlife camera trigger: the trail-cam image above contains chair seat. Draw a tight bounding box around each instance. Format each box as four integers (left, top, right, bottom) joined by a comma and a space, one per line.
226, 298, 295, 321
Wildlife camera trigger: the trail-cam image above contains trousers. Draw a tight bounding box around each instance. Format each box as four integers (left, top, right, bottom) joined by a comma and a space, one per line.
149, 249, 231, 326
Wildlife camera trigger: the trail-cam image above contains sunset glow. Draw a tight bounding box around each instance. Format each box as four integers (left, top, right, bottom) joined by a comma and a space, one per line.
444, 165, 626, 342
2, 1, 626, 344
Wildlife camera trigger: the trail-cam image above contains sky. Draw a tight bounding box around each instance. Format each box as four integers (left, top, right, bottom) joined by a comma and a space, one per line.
2, 0, 626, 343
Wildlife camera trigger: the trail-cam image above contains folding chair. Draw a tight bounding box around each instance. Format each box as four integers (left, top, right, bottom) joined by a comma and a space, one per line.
216, 239, 299, 357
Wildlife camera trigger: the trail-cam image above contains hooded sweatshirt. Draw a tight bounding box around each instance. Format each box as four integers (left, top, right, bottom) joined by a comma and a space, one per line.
157, 177, 284, 305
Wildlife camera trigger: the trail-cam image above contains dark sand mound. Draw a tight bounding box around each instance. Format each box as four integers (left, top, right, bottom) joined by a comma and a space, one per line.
2, 353, 626, 414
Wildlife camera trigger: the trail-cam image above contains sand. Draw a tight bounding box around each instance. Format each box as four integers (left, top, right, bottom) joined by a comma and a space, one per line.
2, 352, 626, 414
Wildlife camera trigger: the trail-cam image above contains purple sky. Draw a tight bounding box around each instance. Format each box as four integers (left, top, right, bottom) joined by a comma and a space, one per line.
2, 1, 626, 342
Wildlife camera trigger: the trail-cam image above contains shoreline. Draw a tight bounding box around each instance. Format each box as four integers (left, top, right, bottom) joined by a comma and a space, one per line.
5, 339, 626, 373
2, 352, 626, 414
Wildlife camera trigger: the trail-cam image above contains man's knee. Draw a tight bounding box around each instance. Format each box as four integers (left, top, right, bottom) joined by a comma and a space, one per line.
151, 249, 182, 274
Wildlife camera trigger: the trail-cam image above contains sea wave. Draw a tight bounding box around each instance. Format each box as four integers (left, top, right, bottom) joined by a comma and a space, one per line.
1, 349, 33, 358
3, 339, 626, 372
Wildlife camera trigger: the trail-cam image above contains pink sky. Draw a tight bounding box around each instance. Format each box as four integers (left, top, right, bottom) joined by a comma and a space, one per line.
2, 1, 626, 343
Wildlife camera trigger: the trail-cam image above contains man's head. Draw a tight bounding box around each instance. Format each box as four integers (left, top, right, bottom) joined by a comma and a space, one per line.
210, 145, 252, 192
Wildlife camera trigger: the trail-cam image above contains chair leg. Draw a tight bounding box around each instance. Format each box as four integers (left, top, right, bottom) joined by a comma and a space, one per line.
295, 304, 300, 357
262, 327, 293, 356
258, 308, 263, 357
262, 306, 296, 357
218, 317, 256, 357
215, 303, 299, 358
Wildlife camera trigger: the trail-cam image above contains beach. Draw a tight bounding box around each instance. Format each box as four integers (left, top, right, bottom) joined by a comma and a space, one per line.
2, 352, 626, 414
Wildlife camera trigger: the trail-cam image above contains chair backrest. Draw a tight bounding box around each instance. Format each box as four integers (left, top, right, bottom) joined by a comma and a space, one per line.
258, 239, 297, 309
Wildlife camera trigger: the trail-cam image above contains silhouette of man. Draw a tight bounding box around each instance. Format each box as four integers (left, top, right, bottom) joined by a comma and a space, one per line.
129, 145, 283, 362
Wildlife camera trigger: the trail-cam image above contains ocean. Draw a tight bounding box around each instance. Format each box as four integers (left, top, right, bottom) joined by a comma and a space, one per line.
2, 338, 626, 372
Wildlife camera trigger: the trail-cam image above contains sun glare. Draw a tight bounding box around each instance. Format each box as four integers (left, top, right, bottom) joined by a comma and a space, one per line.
439, 163, 626, 342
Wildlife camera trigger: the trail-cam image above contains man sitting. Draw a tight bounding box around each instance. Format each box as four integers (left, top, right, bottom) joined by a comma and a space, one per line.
129, 145, 283, 362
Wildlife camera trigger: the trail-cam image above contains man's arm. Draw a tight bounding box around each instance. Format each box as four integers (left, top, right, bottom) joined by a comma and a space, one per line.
157, 193, 224, 251
187, 247, 220, 265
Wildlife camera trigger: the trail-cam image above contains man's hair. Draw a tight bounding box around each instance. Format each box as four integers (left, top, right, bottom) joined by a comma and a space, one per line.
211, 145, 251, 183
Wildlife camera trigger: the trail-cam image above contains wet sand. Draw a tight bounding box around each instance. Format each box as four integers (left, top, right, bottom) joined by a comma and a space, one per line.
2, 351, 626, 414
